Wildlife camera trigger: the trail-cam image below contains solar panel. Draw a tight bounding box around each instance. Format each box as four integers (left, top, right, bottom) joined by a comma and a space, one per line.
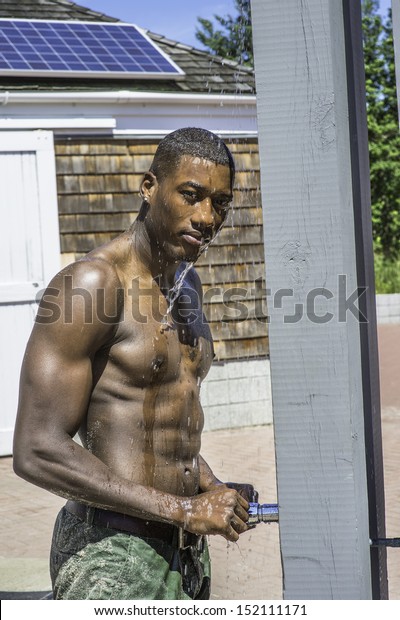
0, 19, 185, 79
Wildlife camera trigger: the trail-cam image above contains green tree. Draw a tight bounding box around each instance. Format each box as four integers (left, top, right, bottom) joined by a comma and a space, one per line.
197, 1, 400, 262
195, 0, 253, 66
362, 0, 400, 260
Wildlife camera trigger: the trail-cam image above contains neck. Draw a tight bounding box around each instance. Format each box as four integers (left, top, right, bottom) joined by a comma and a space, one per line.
130, 218, 179, 289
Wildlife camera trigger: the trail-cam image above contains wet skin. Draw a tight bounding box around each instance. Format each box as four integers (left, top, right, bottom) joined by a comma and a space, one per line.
13, 156, 251, 542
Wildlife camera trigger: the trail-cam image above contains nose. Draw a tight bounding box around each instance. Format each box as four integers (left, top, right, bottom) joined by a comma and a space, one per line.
191, 197, 216, 233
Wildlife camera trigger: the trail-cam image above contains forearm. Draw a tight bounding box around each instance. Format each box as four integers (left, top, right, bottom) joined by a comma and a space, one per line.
198, 456, 259, 503
14, 433, 185, 527
198, 454, 223, 492
14, 434, 250, 542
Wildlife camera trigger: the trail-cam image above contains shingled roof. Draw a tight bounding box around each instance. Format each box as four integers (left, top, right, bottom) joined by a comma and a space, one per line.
0, 0, 119, 23
0, 0, 255, 94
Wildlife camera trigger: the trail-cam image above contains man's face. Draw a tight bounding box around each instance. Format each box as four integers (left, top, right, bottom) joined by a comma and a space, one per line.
142, 155, 233, 263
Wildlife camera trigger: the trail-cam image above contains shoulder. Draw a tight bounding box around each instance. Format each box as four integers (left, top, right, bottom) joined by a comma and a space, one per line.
45, 257, 122, 306
35, 256, 123, 347
51, 255, 122, 293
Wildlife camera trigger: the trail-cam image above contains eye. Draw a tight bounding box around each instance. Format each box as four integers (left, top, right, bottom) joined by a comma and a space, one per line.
181, 190, 198, 203
213, 198, 231, 213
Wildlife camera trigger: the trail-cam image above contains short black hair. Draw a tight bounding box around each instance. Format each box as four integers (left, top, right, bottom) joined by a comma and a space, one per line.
150, 127, 235, 186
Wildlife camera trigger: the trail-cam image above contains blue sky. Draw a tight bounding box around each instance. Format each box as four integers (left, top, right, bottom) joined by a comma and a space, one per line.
76, 0, 235, 48
78, 1, 394, 49
379, 0, 392, 18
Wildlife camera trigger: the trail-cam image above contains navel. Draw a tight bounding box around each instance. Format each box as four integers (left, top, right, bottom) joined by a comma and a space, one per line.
151, 356, 164, 373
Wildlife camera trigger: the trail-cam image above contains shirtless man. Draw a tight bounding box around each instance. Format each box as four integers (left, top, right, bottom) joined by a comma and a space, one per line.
13, 127, 257, 600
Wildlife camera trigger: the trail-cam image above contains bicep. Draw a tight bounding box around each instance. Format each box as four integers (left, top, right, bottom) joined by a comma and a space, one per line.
15, 261, 119, 441
16, 326, 94, 440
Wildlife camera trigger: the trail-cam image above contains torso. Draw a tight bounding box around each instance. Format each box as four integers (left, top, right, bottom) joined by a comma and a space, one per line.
78, 236, 213, 498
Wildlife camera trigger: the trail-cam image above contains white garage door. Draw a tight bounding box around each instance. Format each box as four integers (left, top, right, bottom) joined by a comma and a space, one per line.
0, 131, 60, 455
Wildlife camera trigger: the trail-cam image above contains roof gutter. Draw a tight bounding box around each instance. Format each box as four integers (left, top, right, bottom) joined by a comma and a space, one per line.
0, 90, 257, 106
113, 129, 258, 140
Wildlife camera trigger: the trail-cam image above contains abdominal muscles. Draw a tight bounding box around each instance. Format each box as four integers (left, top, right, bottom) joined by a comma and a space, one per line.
84, 372, 204, 497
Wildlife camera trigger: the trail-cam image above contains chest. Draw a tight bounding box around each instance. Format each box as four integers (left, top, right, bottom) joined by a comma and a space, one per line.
101, 281, 213, 388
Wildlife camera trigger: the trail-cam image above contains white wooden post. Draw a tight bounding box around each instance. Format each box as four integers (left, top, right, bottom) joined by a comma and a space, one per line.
251, 0, 387, 599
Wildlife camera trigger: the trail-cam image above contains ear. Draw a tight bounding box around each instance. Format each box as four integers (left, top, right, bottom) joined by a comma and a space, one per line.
140, 171, 158, 204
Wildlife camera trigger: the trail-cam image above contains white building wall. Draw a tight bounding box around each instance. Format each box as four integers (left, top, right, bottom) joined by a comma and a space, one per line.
202, 358, 272, 431
376, 293, 400, 324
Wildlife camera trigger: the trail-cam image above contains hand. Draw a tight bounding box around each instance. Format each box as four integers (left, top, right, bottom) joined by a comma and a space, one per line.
182, 487, 249, 542
224, 482, 259, 503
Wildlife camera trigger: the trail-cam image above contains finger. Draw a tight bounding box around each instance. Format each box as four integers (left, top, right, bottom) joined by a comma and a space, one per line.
230, 515, 248, 534
234, 505, 249, 525
237, 494, 249, 510
224, 525, 240, 543
238, 485, 253, 502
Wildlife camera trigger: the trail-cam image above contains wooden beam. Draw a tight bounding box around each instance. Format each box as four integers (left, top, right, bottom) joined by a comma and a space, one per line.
342, 0, 388, 599
251, 0, 387, 599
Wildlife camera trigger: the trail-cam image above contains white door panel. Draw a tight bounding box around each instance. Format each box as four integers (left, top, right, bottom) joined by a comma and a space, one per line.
0, 131, 60, 455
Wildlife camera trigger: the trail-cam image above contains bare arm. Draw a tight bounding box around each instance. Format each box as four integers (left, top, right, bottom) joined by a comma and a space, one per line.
199, 455, 223, 491
13, 259, 248, 541
13, 259, 187, 524
199, 455, 258, 503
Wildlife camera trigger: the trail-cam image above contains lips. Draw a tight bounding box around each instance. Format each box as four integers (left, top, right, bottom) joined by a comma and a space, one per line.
180, 232, 203, 247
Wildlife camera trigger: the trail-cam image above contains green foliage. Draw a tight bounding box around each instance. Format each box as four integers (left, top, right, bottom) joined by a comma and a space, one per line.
362, 1, 400, 260
195, 0, 253, 66
373, 254, 400, 293
197, 1, 400, 263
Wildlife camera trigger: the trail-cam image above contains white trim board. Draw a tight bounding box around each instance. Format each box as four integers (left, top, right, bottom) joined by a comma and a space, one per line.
0, 94, 258, 135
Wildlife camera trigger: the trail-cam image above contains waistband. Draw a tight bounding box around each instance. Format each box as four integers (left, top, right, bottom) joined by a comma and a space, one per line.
65, 500, 203, 550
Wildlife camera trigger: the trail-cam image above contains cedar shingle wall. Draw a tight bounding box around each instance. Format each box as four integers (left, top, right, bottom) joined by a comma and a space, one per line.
55, 139, 268, 361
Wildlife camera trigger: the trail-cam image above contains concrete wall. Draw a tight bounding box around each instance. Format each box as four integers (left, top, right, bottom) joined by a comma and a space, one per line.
202, 358, 272, 431
376, 294, 400, 324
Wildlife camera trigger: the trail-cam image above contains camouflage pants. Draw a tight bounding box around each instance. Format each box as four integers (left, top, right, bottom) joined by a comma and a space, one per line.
50, 507, 211, 600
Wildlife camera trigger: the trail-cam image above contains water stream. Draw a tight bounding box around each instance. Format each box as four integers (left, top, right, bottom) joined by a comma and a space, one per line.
160, 226, 225, 330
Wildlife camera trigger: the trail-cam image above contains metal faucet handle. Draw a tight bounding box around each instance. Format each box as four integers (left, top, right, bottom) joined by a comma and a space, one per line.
248, 502, 279, 525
